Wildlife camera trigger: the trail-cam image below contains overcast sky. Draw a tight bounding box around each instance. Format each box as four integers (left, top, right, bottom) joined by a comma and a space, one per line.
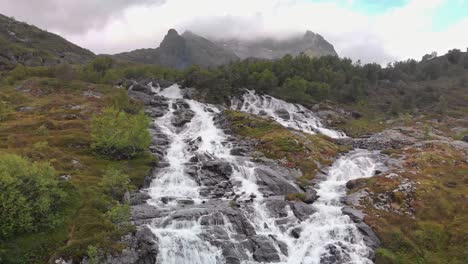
0, 0, 467, 64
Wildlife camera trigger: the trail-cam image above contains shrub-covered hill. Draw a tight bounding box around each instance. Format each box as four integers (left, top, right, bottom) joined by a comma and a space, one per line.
0, 14, 95, 71
0, 77, 154, 263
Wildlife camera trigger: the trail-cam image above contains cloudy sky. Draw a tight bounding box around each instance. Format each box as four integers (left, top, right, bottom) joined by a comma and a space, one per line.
0, 0, 467, 64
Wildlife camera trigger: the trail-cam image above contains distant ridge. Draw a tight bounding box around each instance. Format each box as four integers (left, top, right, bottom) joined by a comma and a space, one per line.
0, 13, 95, 71
114, 29, 239, 70
213, 30, 338, 60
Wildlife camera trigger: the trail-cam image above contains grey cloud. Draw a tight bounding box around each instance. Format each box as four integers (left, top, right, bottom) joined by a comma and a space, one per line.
0, 0, 164, 34
330, 34, 397, 65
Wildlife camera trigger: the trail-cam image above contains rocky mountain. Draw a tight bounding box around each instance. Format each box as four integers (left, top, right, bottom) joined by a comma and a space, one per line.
214, 30, 338, 60
0, 14, 95, 71
114, 29, 239, 69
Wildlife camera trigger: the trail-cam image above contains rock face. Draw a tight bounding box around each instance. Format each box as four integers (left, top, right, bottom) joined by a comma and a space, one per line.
114, 29, 239, 69
0, 14, 95, 70
213, 30, 338, 60
337, 127, 417, 150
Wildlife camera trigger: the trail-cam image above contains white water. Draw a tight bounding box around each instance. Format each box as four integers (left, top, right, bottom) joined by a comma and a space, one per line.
287, 150, 378, 264
147, 85, 380, 264
231, 90, 346, 139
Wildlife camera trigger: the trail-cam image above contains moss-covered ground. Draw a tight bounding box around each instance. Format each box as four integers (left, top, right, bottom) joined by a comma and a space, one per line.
0, 78, 154, 263
350, 141, 467, 264
225, 110, 343, 187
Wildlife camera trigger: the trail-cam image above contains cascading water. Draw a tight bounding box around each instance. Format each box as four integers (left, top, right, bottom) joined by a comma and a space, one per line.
231, 90, 346, 139
146, 85, 382, 264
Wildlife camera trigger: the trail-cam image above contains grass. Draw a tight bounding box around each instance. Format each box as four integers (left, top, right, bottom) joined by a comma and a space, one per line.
0, 77, 154, 263
225, 110, 341, 186
349, 142, 468, 264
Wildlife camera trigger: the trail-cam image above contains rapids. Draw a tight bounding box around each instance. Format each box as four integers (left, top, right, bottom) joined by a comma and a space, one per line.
145, 85, 383, 264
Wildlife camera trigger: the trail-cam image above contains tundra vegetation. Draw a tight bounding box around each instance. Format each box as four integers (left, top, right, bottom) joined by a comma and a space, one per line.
0, 48, 467, 263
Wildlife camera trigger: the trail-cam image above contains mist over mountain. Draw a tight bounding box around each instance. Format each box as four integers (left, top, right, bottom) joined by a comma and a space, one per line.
114, 29, 239, 69
213, 30, 337, 60
114, 29, 337, 69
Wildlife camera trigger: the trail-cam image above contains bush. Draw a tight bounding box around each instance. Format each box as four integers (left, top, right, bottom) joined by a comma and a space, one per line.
91, 107, 151, 159
0, 154, 66, 238
105, 203, 131, 224
100, 167, 134, 201
112, 90, 144, 114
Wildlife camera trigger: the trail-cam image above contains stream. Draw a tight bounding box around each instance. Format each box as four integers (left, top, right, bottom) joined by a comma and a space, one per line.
144, 85, 383, 264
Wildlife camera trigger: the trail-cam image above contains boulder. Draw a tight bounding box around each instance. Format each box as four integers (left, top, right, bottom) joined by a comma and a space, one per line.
274, 108, 290, 120
255, 167, 299, 195
303, 189, 319, 204
289, 201, 315, 221
251, 235, 281, 262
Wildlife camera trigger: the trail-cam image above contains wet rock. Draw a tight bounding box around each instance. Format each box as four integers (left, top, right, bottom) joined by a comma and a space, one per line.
222, 245, 242, 264
131, 204, 161, 222
171, 109, 195, 127
346, 178, 367, 190
198, 160, 233, 186
290, 227, 302, 239
158, 80, 174, 88
177, 199, 195, 205
225, 209, 256, 237
289, 201, 315, 221
264, 199, 289, 218
356, 222, 381, 250
251, 235, 281, 262
131, 83, 151, 94
130, 192, 151, 205
102, 225, 158, 264
128, 90, 153, 105
320, 243, 351, 264
303, 188, 319, 204
255, 167, 300, 195
342, 207, 380, 250
274, 108, 290, 120
342, 207, 365, 223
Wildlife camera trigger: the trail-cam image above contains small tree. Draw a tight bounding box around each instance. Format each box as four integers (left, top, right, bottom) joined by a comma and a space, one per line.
0, 154, 66, 238
91, 107, 151, 159
100, 167, 134, 201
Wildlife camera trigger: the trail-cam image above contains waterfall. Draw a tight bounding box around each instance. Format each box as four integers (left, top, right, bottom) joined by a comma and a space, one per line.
146, 85, 381, 264
231, 90, 346, 139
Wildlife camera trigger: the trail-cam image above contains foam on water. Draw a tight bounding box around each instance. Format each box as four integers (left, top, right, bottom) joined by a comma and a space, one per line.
147, 85, 379, 263
231, 90, 347, 139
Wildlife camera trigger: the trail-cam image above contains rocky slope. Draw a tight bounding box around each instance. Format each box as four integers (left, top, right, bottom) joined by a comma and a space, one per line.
213, 30, 338, 60
0, 14, 95, 71
114, 29, 239, 69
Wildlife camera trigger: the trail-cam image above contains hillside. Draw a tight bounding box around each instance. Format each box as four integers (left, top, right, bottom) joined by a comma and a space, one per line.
114, 29, 239, 69
0, 14, 95, 71
213, 30, 338, 60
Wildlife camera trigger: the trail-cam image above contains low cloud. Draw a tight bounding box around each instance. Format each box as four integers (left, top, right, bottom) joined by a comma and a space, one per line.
0, 0, 164, 34
1, 0, 466, 64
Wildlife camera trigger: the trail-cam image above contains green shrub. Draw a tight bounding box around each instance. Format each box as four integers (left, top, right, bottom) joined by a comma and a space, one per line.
112, 90, 144, 114
86, 245, 99, 264
91, 107, 151, 159
105, 203, 131, 225
100, 167, 134, 201
0, 154, 66, 238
